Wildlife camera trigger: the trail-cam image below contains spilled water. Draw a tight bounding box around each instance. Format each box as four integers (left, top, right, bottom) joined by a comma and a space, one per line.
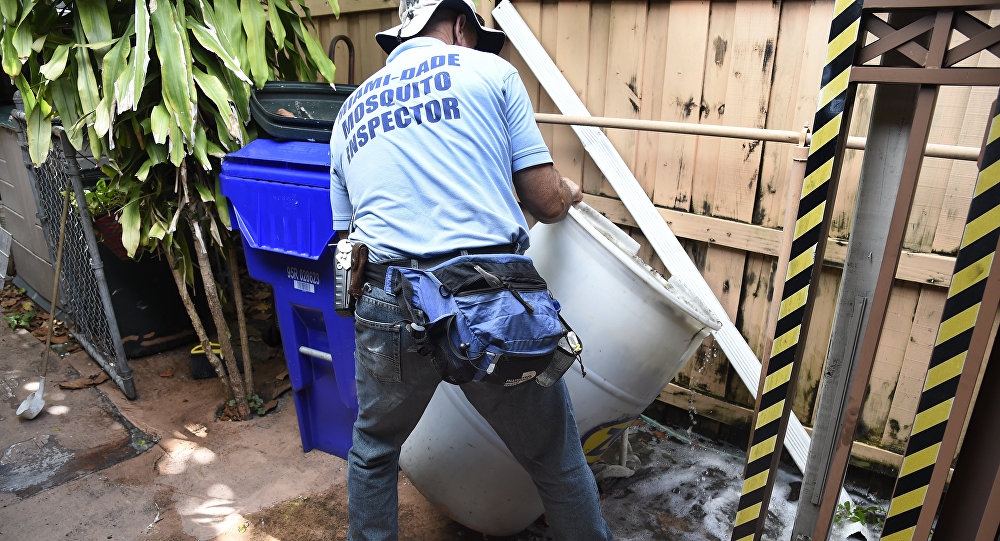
596, 421, 885, 541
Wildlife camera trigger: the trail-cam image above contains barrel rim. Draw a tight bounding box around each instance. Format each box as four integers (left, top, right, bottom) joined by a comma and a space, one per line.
566, 204, 722, 331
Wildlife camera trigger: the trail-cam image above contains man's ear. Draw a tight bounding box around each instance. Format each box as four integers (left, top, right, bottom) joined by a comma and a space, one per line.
454, 13, 470, 46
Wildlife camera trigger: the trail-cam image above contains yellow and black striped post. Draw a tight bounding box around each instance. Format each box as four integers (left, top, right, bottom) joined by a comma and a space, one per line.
879, 91, 1000, 541
730, 0, 863, 539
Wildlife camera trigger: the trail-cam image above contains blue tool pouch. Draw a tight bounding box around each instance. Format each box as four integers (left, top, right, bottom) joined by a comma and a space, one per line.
386, 254, 581, 387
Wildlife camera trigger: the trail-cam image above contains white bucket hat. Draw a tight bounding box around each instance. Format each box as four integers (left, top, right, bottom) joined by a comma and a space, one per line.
375, 0, 506, 55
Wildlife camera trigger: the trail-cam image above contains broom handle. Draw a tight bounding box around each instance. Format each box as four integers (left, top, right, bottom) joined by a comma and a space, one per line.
41, 181, 72, 378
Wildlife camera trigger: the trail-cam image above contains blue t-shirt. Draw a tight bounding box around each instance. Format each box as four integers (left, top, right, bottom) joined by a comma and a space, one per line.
329, 37, 552, 263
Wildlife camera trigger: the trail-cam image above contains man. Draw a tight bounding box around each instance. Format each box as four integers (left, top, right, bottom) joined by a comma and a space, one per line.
329, 1, 613, 539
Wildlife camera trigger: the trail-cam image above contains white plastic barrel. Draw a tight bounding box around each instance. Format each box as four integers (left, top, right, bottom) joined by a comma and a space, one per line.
399, 203, 721, 535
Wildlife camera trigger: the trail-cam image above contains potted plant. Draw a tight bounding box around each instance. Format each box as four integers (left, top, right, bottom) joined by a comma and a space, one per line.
83, 176, 130, 259
2, 0, 339, 419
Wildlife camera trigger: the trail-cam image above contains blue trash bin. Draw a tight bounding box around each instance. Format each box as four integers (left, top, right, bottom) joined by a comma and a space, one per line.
220, 139, 357, 459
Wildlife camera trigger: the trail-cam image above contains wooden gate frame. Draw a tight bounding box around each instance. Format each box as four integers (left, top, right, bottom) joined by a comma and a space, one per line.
756, 2, 1000, 540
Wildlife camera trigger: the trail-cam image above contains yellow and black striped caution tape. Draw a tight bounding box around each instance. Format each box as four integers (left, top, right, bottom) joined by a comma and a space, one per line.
730, 0, 863, 539
879, 90, 1000, 541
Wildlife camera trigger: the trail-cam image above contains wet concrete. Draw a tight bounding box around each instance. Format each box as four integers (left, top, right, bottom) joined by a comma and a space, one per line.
0, 326, 151, 500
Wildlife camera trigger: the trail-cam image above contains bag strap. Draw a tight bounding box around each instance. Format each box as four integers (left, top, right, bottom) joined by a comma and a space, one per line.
557, 313, 586, 378
389, 268, 436, 355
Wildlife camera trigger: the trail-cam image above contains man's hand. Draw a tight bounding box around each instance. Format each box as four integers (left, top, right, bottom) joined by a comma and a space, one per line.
514, 164, 581, 224
562, 176, 583, 206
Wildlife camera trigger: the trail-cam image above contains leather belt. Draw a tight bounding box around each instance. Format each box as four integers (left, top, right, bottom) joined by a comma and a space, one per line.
363, 244, 518, 289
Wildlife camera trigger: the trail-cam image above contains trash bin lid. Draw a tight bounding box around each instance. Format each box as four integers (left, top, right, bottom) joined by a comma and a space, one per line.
250, 81, 358, 143
222, 139, 331, 189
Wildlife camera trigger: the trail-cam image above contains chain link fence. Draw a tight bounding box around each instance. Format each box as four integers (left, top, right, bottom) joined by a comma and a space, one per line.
11, 110, 135, 399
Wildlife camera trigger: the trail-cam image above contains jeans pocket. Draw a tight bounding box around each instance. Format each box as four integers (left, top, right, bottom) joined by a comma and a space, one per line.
354, 312, 402, 383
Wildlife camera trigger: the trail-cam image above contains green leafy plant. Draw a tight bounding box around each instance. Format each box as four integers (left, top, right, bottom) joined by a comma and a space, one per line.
230, 394, 267, 416
82, 178, 128, 218
4, 309, 34, 329
248, 393, 267, 416
2, 0, 339, 419
834, 501, 887, 530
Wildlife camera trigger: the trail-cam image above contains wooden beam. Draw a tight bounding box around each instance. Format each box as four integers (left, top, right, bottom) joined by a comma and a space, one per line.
803, 428, 905, 473
858, 13, 933, 66
945, 24, 1000, 67
851, 66, 1000, 85
656, 382, 904, 472
583, 193, 956, 287
862, 0, 1000, 9
584, 194, 784, 256
304, 0, 396, 16
952, 12, 1000, 62
657, 382, 753, 429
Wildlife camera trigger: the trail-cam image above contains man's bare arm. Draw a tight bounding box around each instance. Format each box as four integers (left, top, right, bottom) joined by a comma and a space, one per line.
513, 164, 583, 224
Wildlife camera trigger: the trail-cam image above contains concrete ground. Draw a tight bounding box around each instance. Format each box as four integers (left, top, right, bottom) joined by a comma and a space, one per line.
0, 315, 885, 541
0, 319, 475, 541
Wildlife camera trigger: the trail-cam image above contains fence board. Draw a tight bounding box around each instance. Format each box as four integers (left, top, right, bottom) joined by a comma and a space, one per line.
690, 1, 735, 217
361, 13, 388, 77
316, 10, 390, 82
715, 0, 780, 221
793, 268, 841, 425
551, 2, 592, 183
738, 253, 779, 365
602, 1, 650, 195
912, 99, 971, 252
857, 283, 921, 443
504, 2, 542, 118
652, 0, 711, 211
687, 244, 743, 399
631, 229, 654, 265
880, 286, 948, 451
536, 1, 560, 146
733, 252, 778, 407
576, 4, 612, 196
721, 0, 782, 409
304, 0, 393, 15
633, 3, 671, 195
756, 0, 830, 228
631, 228, 668, 275
829, 90, 875, 239
674, 2, 735, 391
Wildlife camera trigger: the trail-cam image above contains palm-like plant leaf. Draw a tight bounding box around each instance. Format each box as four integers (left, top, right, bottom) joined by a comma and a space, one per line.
40, 44, 71, 81
77, 0, 112, 44
240, 0, 269, 88
151, 0, 196, 143
0, 0, 18, 23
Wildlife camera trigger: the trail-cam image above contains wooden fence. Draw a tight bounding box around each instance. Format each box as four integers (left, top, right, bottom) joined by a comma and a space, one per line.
305, 0, 998, 466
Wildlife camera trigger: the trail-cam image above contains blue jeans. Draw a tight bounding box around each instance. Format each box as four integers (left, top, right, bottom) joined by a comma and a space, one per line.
347, 283, 612, 541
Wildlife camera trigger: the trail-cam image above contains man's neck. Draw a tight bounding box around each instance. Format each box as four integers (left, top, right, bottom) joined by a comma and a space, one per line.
417, 29, 454, 46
